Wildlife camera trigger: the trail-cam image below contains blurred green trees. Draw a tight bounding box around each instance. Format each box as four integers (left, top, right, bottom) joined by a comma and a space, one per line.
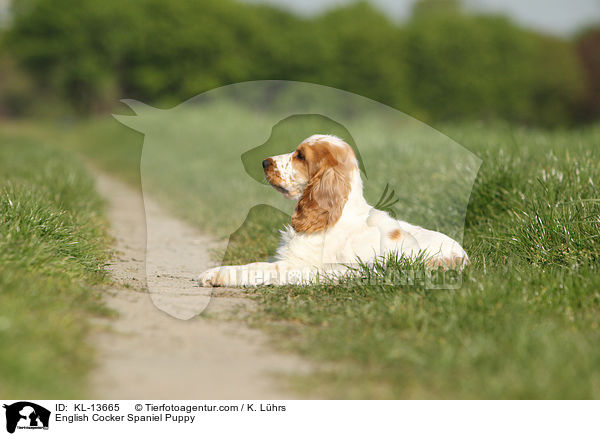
0, 0, 594, 126
405, 11, 585, 125
577, 27, 600, 121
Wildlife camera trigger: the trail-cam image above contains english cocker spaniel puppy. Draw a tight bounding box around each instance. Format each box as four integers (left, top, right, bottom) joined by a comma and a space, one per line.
198, 135, 469, 287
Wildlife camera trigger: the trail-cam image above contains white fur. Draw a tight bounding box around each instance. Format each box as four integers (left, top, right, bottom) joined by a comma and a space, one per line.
198, 135, 469, 287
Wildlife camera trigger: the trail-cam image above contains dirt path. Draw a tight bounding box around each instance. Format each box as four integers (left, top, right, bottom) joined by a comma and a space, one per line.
89, 171, 308, 399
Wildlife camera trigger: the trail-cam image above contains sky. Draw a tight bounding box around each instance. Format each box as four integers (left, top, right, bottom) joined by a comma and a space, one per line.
243, 0, 600, 35
0, 0, 9, 27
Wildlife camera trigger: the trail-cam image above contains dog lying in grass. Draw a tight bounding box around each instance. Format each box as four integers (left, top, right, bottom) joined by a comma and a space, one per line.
199, 134, 468, 287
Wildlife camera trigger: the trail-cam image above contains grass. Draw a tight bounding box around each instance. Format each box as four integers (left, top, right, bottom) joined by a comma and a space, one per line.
0, 130, 110, 398
249, 123, 600, 399
20, 104, 600, 398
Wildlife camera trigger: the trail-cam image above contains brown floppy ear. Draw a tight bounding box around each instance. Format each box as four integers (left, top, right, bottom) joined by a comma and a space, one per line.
291, 166, 351, 233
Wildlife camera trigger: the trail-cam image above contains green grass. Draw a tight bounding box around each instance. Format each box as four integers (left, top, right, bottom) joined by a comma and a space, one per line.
0, 130, 110, 398
249, 123, 600, 399
25, 109, 600, 398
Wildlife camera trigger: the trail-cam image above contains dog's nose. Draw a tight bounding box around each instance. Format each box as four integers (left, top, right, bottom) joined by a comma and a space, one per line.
262, 159, 272, 169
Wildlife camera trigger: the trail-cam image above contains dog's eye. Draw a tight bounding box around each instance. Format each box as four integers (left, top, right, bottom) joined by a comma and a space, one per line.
296, 151, 305, 161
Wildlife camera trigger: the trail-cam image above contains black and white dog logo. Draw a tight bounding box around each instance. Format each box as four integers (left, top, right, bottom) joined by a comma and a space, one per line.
3, 402, 50, 434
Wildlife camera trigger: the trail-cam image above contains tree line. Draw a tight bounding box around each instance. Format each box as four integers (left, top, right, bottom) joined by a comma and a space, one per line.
0, 0, 598, 126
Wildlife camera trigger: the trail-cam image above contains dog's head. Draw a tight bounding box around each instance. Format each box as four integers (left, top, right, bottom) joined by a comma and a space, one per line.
263, 134, 358, 233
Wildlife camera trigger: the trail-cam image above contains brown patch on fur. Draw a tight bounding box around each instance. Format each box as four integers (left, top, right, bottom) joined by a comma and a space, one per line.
291, 145, 310, 181
389, 229, 403, 240
291, 139, 355, 233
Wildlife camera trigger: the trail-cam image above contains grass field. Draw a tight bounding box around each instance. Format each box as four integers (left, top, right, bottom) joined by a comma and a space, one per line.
13, 106, 600, 399
0, 128, 110, 398
251, 123, 600, 398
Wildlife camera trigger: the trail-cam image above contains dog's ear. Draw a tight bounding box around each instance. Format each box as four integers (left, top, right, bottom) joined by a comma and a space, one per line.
291, 165, 351, 233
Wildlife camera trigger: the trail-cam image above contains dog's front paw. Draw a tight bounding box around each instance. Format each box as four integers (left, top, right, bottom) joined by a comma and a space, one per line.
198, 266, 224, 287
